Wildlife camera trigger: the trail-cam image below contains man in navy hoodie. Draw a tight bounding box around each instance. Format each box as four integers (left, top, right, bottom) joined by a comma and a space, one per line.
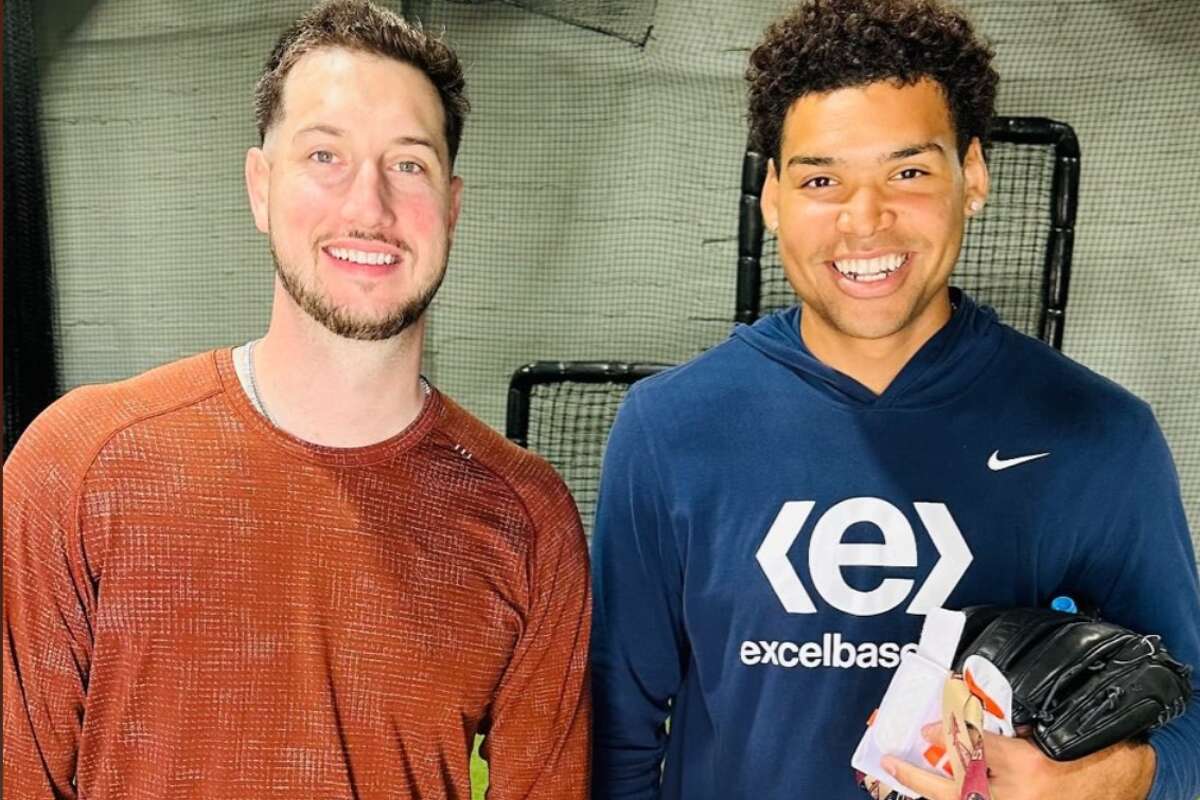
590, 1, 1200, 798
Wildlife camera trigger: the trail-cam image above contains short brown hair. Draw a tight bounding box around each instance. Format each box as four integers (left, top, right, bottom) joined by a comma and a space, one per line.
746, 0, 997, 163
254, 0, 469, 164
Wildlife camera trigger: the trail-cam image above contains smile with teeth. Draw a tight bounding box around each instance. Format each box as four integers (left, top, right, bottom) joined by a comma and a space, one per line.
327, 246, 397, 266
832, 253, 908, 283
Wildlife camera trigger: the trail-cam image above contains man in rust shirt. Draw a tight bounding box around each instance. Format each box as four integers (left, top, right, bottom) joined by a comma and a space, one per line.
2, 2, 590, 797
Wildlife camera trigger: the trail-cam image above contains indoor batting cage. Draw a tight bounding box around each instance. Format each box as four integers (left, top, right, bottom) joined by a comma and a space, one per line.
6, 0, 1196, 544
5, 1, 1200, 798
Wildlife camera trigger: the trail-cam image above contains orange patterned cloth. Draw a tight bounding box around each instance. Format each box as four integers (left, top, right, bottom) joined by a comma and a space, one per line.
3, 349, 591, 799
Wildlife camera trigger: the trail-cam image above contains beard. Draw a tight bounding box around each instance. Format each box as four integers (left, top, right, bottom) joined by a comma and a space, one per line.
270, 234, 446, 342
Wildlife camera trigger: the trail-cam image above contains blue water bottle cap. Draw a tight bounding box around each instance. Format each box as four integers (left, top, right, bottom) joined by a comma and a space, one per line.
1051, 595, 1078, 614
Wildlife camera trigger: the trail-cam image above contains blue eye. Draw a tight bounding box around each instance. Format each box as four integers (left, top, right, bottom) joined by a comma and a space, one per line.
394, 161, 424, 174
310, 150, 335, 164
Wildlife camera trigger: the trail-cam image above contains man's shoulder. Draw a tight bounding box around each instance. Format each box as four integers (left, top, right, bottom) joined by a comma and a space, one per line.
992, 327, 1156, 437
623, 335, 760, 421
619, 333, 768, 441
6, 351, 225, 483
432, 392, 580, 528
46, 350, 224, 438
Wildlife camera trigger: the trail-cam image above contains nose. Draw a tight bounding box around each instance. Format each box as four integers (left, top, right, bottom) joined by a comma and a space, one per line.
340, 162, 395, 229
836, 186, 895, 238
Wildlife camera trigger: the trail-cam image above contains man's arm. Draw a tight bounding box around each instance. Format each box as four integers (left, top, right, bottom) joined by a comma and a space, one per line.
886, 413, 1200, 800
591, 392, 686, 800
3, 410, 98, 798
1076, 418, 1200, 800
481, 476, 592, 799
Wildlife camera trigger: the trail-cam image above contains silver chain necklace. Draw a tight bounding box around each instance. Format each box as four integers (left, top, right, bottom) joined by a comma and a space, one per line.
245, 338, 280, 427
245, 339, 431, 431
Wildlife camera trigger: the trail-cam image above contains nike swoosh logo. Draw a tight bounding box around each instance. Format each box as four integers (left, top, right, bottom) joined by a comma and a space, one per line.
988, 450, 1051, 471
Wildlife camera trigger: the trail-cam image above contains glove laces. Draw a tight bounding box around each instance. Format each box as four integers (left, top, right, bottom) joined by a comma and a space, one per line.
1035, 633, 1154, 725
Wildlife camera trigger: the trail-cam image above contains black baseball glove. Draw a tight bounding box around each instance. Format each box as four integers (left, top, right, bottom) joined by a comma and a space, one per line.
952, 605, 1193, 762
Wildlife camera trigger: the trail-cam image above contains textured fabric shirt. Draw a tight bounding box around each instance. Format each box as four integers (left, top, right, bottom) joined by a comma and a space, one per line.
4, 349, 591, 799
591, 291, 1200, 799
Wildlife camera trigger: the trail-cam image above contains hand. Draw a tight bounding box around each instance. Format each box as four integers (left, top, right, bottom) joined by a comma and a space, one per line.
880, 723, 1157, 800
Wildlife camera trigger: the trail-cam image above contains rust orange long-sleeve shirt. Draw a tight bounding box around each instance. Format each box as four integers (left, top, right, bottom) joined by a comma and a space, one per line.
3, 349, 591, 799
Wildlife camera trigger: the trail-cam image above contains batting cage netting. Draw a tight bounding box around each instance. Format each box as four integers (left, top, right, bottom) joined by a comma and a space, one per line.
7, 0, 1200, 549
507, 361, 668, 539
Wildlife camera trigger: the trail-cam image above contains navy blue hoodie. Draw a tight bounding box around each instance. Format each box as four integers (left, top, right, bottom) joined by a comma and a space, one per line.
591, 292, 1200, 799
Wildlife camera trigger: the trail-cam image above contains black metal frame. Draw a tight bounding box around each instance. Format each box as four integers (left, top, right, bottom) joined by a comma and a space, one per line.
735, 116, 1080, 350
505, 361, 670, 448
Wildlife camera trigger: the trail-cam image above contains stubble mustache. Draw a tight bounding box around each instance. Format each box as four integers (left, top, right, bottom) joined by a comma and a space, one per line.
319, 229, 413, 258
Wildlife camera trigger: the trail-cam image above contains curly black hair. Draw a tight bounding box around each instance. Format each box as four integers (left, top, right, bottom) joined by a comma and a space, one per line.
746, 0, 997, 164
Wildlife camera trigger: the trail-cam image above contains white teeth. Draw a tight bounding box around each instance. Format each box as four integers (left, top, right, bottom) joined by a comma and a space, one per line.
833, 253, 906, 281
328, 247, 397, 266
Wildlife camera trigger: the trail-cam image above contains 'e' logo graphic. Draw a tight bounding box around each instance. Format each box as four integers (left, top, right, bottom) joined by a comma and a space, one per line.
754, 498, 972, 616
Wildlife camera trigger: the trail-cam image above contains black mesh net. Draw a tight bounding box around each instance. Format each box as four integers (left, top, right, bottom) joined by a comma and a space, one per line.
526, 381, 629, 539
518, 369, 662, 540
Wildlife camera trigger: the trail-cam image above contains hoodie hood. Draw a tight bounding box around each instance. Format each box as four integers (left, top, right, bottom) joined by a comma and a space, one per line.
732, 288, 1005, 410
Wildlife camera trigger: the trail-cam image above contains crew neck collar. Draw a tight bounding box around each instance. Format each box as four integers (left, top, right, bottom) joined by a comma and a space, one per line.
213, 347, 442, 467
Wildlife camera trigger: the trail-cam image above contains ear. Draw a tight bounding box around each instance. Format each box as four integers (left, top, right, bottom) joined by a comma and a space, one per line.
761, 158, 780, 235
447, 174, 464, 238
962, 137, 990, 216
245, 147, 271, 234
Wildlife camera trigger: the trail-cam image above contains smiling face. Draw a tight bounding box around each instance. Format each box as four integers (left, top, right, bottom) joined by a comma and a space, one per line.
761, 78, 988, 350
245, 46, 462, 341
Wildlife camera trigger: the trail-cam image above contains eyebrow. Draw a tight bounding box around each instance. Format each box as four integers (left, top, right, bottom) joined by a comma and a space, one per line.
294, 124, 438, 152
786, 154, 836, 168
785, 141, 945, 169
885, 142, 944, 160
